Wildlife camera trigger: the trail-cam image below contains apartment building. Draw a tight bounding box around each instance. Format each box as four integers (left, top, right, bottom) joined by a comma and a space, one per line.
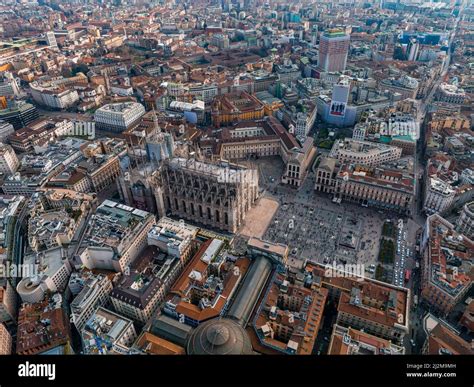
7, 118, 57, 153
423, 176, 456, 215
70, 272, 113, 332
427, 113, 470, 132
47, 170, 91, 192
77, 155, 121, 192
379, 75, 419, 100
435, 83, 466, 105
455, 201, 474, 239
78, 200, 155, 272
30, 82, 79, 109
111, 246, 170, 325
328, 324, 405, 355
335, 286, 408, 342
254, 272, 327, 355
3, 137, 85, 196
422, 314, 473, 354
28, 209, 78, 252
304, 262, 410, 344
0, 143, 19, 175
0, 121, 14, 141
16, 295, 72, 355
147, 217, 199, 263
420, 214, 473, 316
275, 63, 302, 85
281, 100, 317, 138
81, 307, 137, 354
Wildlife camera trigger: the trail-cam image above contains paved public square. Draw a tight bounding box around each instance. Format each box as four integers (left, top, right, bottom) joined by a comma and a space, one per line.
243, 157, 387, 269
262, 195, 385, 269
240, 197, 279, 239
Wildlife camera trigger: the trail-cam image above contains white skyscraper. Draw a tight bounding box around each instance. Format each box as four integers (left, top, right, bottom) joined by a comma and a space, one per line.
318, 29, 350, 73
46, 31, 58, 49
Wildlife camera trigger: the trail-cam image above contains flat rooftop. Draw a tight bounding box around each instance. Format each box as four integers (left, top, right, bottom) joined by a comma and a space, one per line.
424, 214, 473, 299
248, 237, 289, 258
82, 200, 152, 252
82, 307, 134, 354
110, 245, 166, 309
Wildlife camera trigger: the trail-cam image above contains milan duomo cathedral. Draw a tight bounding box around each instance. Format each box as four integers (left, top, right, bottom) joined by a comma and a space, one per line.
151, 157, 259, 233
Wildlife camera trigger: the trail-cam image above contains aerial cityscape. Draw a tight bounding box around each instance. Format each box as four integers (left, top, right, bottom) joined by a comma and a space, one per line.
0, 0, 473, 369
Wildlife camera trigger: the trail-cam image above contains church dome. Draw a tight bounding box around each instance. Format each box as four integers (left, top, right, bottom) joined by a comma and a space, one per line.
186, 318, 253, 355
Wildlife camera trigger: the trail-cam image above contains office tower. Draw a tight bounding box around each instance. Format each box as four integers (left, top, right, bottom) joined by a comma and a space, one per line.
318, 29, 350, 73
46, 31, 58, 49
0, 143, 19, 175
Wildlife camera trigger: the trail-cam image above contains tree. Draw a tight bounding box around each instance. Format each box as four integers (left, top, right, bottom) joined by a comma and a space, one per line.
72, 63, 89, 76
